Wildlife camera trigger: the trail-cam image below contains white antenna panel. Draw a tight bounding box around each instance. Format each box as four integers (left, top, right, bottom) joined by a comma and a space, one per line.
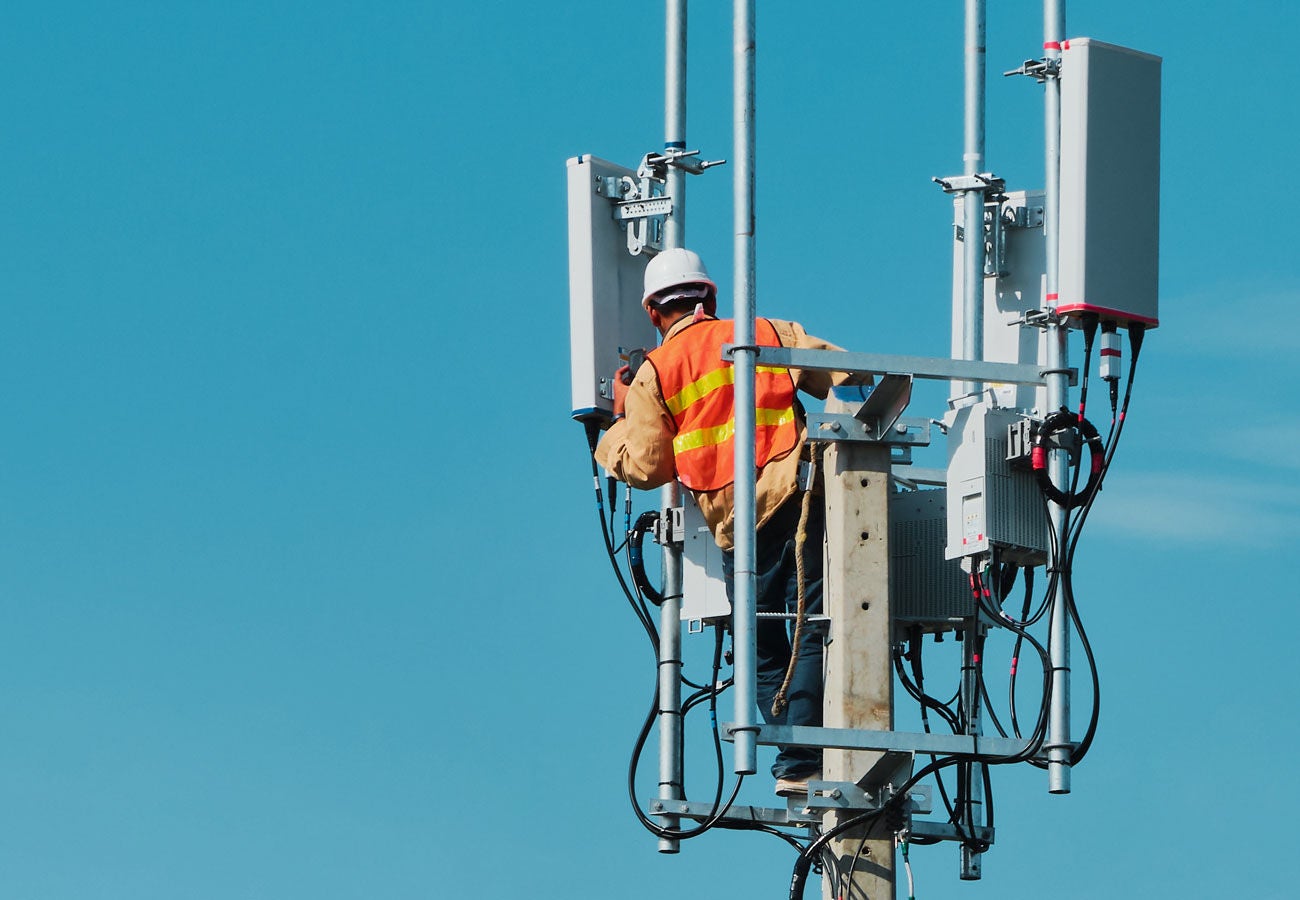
566, 155, 659, 420
1058, 38, 1162, 329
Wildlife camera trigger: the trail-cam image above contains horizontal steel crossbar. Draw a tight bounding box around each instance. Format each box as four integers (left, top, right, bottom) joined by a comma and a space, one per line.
743, 346, 1067, 387
643, 798, 994, 846
723, 723, 1049, 760
911, 821, 994, 844
646, 798, 820, 827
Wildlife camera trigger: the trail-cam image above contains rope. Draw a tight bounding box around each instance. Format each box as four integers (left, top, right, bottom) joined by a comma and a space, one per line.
771, 443, 820, 717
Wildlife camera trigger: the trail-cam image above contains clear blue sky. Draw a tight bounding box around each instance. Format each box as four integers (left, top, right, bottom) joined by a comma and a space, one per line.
3, 2, 1297, 898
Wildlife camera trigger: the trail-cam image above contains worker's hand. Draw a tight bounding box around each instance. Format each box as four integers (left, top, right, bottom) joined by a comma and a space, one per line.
612, 365, 631, 418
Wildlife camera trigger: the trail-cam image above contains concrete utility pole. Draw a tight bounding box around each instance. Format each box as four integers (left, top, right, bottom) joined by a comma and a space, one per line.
822, 443, 895, 900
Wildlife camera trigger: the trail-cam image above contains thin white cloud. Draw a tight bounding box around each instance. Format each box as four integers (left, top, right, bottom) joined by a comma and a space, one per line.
1088, 469, 1300, 547
1160, 285, 1300, 362
1202, 420, 1300, 472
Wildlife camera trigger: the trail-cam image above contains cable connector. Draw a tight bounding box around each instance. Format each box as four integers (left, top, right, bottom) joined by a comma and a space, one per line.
898, 830, 917, 900
1101, 322, 1122, 412
1100, 322, 1121, 383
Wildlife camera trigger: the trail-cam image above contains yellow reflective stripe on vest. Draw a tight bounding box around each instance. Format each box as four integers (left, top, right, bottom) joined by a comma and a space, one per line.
756, 406, 796, 428
663, 364, 791, 416
664, 367, 734, 416
673, 420, 734, 455
671, 405, 795, 455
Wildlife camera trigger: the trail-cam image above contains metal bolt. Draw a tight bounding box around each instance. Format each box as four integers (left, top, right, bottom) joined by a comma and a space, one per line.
679, 804, 690, 814
652, 802, 664, 812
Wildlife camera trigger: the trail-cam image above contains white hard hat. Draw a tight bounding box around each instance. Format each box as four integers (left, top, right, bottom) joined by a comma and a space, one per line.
642, 247, 717, 309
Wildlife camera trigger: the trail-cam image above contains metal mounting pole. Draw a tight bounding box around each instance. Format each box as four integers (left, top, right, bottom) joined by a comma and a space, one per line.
656, 0, 689, 853
730, 0, 758, 776
656, 492, 684, 850
959, 626, 985, 879
958, 0, 987, 399
960, 1, 988, 876
663, 0, 687, 252
1042, 0, 1072, 796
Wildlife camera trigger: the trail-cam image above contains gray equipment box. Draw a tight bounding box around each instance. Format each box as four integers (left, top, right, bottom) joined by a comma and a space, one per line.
945, 405, 1048, 565
891, 489, 973, 631
681, 491, 731, 623
1058, 38, 1162, 329
566, 155, 660, 421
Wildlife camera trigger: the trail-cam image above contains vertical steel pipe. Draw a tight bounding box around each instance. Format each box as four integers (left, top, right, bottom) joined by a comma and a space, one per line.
730, 0, 758, 776
663, 0, 688, 250
1042, 0, 1072, 796
657, 483, 684, 851
959, 0, 987, 398
960, 630, 984, 880
657, 0, 689, 852
960, 4, 988, 874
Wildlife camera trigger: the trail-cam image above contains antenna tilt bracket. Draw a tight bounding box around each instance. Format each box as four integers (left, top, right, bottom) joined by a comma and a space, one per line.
612, 196, 673, 222
640, 147, 727, 179
933, 173, 1006, 198
1004, 57, 1061, 82
1021, 308, 1068, 332
594, 169, 667, 255
599, 148, 727, 256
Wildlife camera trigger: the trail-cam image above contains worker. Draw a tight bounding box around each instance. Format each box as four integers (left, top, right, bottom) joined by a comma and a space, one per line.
595, 247, 859, 797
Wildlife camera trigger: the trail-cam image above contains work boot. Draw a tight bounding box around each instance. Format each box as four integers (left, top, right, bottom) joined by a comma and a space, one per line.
774, 770, 820, 797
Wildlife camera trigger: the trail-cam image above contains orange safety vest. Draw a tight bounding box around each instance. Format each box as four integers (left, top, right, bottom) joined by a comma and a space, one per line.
647, 318, 798, 492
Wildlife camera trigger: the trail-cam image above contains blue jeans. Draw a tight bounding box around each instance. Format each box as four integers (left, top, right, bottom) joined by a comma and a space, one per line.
722, 492, 824, 780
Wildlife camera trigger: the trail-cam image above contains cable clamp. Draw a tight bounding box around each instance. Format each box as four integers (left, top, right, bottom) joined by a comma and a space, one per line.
640, 147, 727, 179
655, 506, 684, 546
721, 343, 762, 362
